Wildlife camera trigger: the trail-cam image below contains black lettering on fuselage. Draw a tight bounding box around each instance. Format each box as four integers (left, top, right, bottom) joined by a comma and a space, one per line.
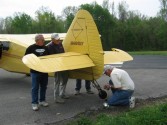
71, 41, 84, 45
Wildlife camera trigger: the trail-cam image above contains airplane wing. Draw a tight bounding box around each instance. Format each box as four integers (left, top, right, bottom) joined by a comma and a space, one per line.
22, 52, 95, 73
104, 48, 133, 64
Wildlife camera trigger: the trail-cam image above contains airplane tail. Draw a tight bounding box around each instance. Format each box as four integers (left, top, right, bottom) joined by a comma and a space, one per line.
63, 10, 104, 80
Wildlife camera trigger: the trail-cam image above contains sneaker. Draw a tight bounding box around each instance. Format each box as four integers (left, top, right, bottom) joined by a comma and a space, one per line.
87, 90, 94, 94
32, 104, 39, 111
75, 90, 80, 95
129, 96, 135, 108
55, 97, 65, 103
60, 95, 70, 99
103, 102, 109, 108
39, 101, 49, 107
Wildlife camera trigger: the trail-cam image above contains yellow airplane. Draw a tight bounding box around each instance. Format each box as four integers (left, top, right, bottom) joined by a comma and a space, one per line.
0, 10, 133, 99
0, 33, 66, 74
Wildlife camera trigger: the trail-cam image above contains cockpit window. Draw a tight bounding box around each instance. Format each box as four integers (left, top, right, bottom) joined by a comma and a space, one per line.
0, 42, 2, 58
0, 41, 10, 51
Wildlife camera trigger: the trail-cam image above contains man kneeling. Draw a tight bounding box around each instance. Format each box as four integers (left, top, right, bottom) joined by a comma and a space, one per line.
103, 65, 135, 108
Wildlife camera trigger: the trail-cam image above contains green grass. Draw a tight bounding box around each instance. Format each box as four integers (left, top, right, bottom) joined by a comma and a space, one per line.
67, 103, 167, 125
128, 51, 167, 55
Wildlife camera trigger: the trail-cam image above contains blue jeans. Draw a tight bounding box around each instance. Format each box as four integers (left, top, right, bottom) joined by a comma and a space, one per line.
75, 79, 91, 91
31, 72, 48, 104
108, 79, 134, 106
107, 89, 134, 106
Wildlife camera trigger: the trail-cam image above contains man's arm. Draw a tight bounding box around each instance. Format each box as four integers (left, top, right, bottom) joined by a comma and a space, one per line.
111, 74, 122, 89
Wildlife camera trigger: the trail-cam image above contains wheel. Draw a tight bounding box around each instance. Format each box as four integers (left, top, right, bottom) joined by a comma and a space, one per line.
98, 89, 107, 99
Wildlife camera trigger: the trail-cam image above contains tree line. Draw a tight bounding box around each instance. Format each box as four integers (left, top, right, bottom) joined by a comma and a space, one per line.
0, 0, 167, 51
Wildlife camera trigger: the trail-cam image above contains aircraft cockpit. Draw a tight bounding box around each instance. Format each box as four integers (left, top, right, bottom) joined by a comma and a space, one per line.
0, 41, 10, 59
0, 41, 10, 51
0, 42, 2, 59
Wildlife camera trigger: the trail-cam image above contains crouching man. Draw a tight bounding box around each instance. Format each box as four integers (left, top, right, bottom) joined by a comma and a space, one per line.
103, 65, 135, 108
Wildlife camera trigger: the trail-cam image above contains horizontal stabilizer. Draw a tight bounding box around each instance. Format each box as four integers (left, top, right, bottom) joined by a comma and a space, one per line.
22, 52, 95, 73
104, 48, 133, 64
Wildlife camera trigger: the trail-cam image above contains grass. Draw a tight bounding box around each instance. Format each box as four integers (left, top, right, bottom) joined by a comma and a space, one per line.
66, 103, 167, 125
128, 51, 167, 55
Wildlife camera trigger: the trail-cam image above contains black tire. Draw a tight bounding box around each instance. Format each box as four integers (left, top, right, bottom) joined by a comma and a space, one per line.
98, 90, 107, 99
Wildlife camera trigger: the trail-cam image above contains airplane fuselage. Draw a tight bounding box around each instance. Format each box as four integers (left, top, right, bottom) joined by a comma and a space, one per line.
0, 40, 30, 74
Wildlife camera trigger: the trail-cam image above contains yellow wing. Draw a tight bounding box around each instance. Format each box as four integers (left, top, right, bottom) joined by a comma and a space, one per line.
104, 48, 133, 64
22, 52, 95, 73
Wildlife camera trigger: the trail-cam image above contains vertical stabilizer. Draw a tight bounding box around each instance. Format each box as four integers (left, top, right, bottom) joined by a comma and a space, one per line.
63, 10, 104, 80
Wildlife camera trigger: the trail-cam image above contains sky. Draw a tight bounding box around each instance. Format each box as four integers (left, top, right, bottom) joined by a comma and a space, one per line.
0, 0, 161, 18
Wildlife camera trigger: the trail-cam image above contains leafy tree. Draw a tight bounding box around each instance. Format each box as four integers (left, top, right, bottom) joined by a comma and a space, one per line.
111, 1, 116, 16
153, 17, 167, 50
80, 2, 116, 50
113, 1, 129, 50
102, 0, 110, 10
3, 16, 13, 33
118, 1, 128, 22
34, 6, 55, 33
0, 18, 4, 33
11, 12, 32, 33
62, 6, 78, 31
159, 0, 167, 21
34, 6, 65, 33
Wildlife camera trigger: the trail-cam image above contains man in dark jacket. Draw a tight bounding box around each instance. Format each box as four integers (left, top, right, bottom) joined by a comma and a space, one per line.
47, 33, 69, 103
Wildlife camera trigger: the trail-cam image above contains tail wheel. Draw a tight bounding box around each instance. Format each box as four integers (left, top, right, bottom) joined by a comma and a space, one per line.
98, 89, 107, 99
91, 80, 107, 99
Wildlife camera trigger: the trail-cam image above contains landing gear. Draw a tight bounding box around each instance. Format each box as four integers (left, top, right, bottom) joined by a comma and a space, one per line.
98, 89, 107, 99
91, 80, 107, 99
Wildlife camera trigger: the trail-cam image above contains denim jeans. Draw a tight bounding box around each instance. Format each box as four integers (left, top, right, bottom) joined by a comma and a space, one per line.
31, 72, 48, 104
75, 79, 91, 91
107, 89, 134, 106
108, 79, 134, 106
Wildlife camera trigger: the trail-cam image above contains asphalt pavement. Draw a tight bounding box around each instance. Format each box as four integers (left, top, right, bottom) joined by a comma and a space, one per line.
0, 55, 167, 125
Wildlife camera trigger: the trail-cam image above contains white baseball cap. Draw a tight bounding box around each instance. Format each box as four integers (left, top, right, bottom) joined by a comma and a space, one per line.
51, 33, 60, 40
103, 65, 114, 74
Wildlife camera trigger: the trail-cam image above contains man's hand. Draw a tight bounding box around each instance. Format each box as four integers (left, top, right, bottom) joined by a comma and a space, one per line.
103, 84, 111, 90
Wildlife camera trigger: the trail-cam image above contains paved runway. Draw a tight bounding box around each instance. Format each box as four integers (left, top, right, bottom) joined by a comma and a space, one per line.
0, 55, 167, 125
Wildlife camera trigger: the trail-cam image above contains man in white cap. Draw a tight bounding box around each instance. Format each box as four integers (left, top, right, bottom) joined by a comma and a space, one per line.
47, 33, 69, 103
103, 65, 135, 108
